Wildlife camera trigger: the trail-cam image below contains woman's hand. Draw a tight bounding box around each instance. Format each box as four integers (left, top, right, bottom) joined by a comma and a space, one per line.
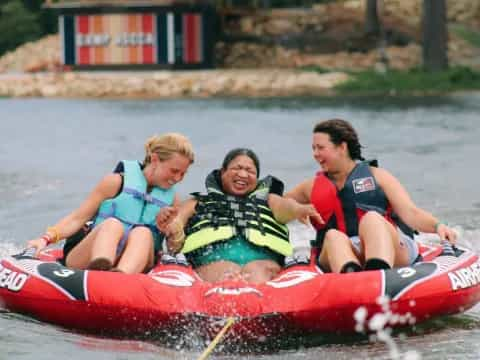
156, 206, 179, 233
436, 223, 457, 245
165, 219, 186, 254
295, 203, 324, 226
157, 206, 185, 253
26, 237, 48, 256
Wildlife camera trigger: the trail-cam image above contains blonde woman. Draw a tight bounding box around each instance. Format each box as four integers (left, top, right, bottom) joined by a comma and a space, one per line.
27, 133, 194, 274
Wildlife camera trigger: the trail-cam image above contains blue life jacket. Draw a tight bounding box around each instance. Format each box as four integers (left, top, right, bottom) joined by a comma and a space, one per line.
338, 160, 390, 236
93, 160, 175, 252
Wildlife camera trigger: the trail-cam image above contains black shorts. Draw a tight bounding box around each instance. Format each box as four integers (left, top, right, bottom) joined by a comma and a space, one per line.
59, 223, 92, 265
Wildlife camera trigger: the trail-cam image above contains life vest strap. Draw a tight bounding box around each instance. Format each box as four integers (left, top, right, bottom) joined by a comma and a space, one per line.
123, 187, 169, 208
185, 216, 288, 240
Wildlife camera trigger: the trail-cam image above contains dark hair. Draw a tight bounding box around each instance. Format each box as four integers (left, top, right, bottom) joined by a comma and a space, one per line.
313, 119, 364, 161
222, 148, 260, 177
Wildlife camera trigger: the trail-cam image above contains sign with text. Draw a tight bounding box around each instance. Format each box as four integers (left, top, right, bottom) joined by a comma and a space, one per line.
61, 12, 205, 66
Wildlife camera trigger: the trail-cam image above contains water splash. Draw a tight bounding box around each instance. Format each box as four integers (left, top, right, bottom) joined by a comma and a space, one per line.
0, 240, 22, 258
414, 226, 480, 251
354, 296, 421, 360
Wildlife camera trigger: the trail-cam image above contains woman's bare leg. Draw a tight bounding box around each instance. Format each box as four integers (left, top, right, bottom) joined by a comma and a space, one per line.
241, 260, 281, 284
195, 261, 242, 283
88, 218, 124, 264
65, 225, 103, 269
65, 218, 123, 269
358, 211, 410, 268
116, 226, 154, 274
318, 229, 360, 273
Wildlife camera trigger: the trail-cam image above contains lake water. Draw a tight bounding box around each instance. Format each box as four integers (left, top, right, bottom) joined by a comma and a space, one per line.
1, 94, 480, 359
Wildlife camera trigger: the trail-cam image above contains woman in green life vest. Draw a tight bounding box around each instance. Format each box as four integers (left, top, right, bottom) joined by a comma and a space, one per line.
157, 148, 322, 284
27, 133, 195, 274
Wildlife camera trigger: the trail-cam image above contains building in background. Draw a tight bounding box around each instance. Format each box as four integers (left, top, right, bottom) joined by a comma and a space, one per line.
45, 1, 216, 69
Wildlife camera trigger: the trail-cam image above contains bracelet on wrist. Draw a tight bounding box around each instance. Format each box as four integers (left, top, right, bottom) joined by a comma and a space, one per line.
46, 226, 60, 244
41, 234, 53, 246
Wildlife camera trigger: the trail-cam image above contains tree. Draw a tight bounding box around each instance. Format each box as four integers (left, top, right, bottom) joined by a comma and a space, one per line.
422, 0, 448, 71
0, 0, 42, 55
365, 0, 380, 36
22, 0, 57, 35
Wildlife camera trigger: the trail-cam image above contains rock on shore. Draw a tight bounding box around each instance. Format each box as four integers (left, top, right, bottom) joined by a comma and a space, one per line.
0, 70, 350, 98
0, 0, 479, 98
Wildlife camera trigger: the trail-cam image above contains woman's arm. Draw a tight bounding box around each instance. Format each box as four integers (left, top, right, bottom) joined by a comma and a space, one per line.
373, 167, 457, 243
268, 193, 323, 226
284, 178, 314, 204
27, 173, 122, 252
155, 194, 183, 234
161, 198, 197, 253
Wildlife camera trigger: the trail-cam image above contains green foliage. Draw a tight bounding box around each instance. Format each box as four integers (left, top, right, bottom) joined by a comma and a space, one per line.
450, 24, 480, 48
0, 0, 56, 56
299, 65, 331, 73
0, 0, 41, 55
327, 66, 480, 95
23, 0, 58, 34
214, 0, 332, 8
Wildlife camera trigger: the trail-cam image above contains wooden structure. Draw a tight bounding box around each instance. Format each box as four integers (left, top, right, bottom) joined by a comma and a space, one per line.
44, 1, 217, 69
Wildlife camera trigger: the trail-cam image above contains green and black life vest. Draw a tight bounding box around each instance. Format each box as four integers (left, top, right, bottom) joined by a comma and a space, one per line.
181, 170, 292, 257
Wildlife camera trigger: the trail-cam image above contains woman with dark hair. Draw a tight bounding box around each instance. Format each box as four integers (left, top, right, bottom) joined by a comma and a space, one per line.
157, 148, 321, 283
286, 119, 457, 273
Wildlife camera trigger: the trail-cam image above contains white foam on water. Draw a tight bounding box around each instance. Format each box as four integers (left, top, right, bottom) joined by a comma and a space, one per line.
20, 179, 64, 199
354, 300, 421, 360
455, 227, 480, 252
415, 225, 480, 251
0, 240, 22, 258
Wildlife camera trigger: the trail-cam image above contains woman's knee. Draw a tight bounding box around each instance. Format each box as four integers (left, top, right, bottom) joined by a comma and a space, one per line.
98, 218, 124, 235
242, 260, 281, 283
196, 261, 242, 283
319, 229, 350, 265
124, 226, 154, 258
360, 211, 385, 225
118, 228, 155, 273
129, 226, 154, 242
324, 229, 350, 248
359, 211, 392, 236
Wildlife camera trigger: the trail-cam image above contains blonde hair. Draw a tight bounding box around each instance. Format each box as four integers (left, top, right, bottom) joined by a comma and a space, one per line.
144, 133, 194, 165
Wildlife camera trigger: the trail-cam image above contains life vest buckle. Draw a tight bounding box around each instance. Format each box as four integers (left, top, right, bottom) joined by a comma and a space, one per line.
236, 219, 247, 228
211, 216, 219, 230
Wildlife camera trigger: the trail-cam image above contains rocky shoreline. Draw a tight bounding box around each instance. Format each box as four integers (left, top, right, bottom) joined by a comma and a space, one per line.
0, 0, 478, 99
0, 70, 350, 98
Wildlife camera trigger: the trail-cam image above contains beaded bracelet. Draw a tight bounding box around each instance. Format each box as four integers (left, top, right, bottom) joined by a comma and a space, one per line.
41, 234, 53, 246
46, 226, 60, 244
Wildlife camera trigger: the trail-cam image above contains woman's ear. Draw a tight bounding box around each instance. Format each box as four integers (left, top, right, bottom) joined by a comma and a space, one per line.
150, 153, 159, 164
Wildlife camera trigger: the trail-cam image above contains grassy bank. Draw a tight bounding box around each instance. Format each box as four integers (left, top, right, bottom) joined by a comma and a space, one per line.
308, 67, 480, 95
450, 24, 480, 48
327, 67, 480, 96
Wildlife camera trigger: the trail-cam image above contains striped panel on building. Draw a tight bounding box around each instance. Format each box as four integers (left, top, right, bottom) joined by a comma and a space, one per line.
156, 12, 204, 65
60, 12, 205, 66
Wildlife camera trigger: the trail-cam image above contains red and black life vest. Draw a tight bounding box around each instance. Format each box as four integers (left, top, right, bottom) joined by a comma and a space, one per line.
310, 160, 413, 248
